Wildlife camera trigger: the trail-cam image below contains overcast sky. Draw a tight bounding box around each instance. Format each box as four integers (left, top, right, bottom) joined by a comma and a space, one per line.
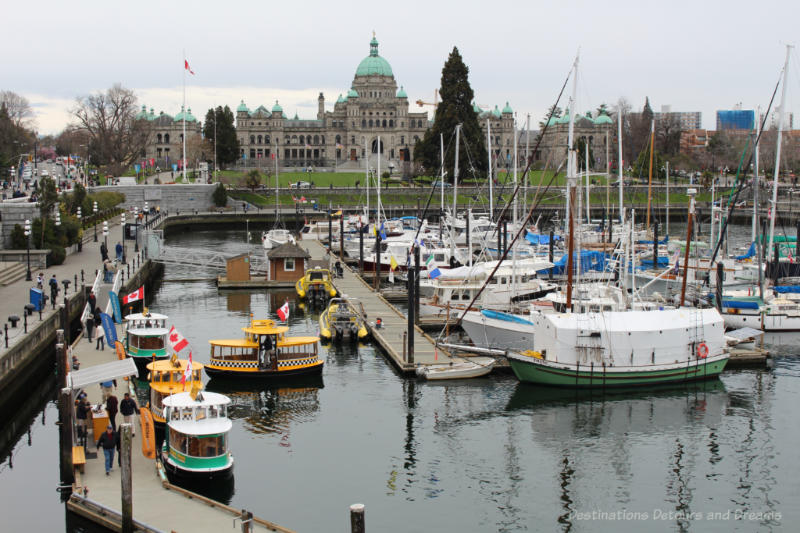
8, 0, 800, 135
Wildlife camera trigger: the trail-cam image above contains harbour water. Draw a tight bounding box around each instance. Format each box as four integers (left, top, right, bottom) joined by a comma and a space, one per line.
1, 227, 798, 532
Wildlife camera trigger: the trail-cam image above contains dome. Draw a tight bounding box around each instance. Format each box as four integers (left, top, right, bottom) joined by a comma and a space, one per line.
491, 105, 501, 118
396, 86, 407, 98
135, 105, 147, 120
556, 111, 571, 125
147, 108, 156, 120
355, 35, 393, 77
473, 102, 482, 114
546, 115, 560, 126
336, 94, 346, 104
502, 102, 513, 114
594, 112, 613, 125
174, 106, 197, 123
272, 100, 283, 113
237, 100, 249, 113
347, 88, 359, 99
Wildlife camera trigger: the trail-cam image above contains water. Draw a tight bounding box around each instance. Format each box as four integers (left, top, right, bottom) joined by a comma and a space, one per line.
1, 227, 799, 532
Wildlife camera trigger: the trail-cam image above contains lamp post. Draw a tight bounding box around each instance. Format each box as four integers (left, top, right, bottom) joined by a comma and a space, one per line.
134, 207, 139, 252
24, 219, 32, 281
76, 207, 83, 252
102, 221, 108, 249
120, 213, 126, 263
93, 201, 98, 241
144, 202, 149, 227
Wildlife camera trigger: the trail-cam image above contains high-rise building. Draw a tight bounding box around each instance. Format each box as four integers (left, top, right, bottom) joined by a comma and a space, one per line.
716, 109, 755, 130
654, 105, 702, 130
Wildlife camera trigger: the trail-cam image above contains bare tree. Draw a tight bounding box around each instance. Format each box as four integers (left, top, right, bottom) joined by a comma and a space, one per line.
0, 91, 35, 129
655, 114, 682, 156
72, 84, 149, 175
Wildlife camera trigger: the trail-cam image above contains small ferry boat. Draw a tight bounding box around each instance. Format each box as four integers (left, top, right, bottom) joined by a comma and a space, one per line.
295, 267, 338, 301
161, 391, 234, 481
146, 356, 205, 428
206, 318, 323, 379
319, 297, 369, 342
124, 310, 170, 378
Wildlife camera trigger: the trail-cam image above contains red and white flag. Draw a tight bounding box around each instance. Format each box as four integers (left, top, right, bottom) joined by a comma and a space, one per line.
184, 59, 195, 75
277, 300, 290, 322
181, 351, 193, 386
168, 326, 189, 353
122, 286, 144, 304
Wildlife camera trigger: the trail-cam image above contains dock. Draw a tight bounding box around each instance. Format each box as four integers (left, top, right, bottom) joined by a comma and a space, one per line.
302, 240, 453, 373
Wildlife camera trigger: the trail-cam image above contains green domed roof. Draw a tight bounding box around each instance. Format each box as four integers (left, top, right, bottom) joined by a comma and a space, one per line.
336, 94, 346, 104
396, 86, 407, 98
237, 100, 250, 113
355, 35, 393, 77
174, 106, 197, 123
147, 108, 157, 120
594, 112, 613, 125
347, 88, 359, 99
473, 102, 482, 114
502, 102, 513, 114
556, 111, 571, 125
135, 105, 148, 120
491, 105, 501, 118
272, 100, 283, 113
546, 115, 560, 126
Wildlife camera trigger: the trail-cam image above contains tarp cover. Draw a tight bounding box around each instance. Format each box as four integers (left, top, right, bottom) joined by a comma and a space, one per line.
68, 358, 137, 390
735, 242, 756, 261
525, 232, 562, 245
773, 285, 800, 294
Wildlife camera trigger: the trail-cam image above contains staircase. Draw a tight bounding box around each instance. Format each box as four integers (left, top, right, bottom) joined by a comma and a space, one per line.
0, 263, 29, 286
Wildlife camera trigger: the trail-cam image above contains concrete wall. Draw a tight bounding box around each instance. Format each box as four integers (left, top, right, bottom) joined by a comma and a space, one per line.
0, 203, 40, 248
89, 184, 216, 214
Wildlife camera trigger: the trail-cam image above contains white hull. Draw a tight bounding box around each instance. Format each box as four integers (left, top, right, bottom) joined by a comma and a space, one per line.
460, 311, 535, 351
416, 357, 495, 380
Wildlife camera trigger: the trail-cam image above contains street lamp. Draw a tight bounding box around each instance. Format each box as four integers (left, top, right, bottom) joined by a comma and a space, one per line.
134, 207, 139, 252
93, 201, 98, 241
76, 207, 82, 252
144, 202, 149, 226
24, 219, 32, 281
102, 220, 108, 248
120, 212, 126, 263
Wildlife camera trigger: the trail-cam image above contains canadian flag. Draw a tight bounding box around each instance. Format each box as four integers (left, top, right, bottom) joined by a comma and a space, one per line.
168, 326, 189, 353
184, 59, 195, 75
181, 351, 193, 386
122, 286, 144, 304
277, 300, 290, 322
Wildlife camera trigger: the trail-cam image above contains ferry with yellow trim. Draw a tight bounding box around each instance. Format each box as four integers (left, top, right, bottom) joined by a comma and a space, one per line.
146, 356, 205, 428
206, 318, 322, 379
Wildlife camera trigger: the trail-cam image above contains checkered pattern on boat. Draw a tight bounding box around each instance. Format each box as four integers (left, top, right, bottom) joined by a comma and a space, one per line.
209, 357, 320, 369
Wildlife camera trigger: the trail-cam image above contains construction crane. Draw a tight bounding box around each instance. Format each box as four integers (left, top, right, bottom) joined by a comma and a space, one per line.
416, 89, 439, 110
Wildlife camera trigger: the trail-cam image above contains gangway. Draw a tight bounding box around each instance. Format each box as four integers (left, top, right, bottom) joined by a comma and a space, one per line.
141, 231, 268, 273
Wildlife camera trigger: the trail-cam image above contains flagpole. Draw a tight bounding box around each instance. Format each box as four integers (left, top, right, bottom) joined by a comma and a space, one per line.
182, 49, 187, 184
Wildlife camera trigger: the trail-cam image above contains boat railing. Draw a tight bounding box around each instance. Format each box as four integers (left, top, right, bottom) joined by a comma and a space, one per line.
81, 269, 104, 323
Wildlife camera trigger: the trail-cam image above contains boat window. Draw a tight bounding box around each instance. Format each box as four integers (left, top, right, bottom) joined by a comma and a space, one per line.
153, 391, 164, 409
462, 293, 471, 301
212, 345, 257, 361
128, 335, 138, 349
138, 336, 164, 350
170, 408, 180, 421
500, 277, 507, 285
169, 428, 187, 454
589, 305, 600, 312
451, 293, 460, 301
189, 434, 226, 457
195, 408, 207, 421
208, 405, 218, 418
603, 305, 612, 311
172, 371, 183, 383
489, 277, 498, 284
435, 254, 445, 262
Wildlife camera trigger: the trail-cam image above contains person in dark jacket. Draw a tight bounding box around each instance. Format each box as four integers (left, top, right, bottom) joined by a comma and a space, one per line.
106, 394, 118, 430
120, 393, 139, 436
96, 425, 116, 475
76, 397, 90, 444
100, 242, 109, 262
94, 307, 104, 350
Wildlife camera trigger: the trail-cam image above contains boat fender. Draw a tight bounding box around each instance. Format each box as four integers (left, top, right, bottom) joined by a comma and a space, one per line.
697, 342, 709, 359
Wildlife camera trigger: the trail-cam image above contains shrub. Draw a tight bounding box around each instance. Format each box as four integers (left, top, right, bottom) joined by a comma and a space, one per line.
10, 224, 27, 249
213, 183, 228, 207
48, 246, 66, 266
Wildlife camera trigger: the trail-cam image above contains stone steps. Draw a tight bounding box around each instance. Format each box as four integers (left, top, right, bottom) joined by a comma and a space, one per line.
0, 263, 29, 287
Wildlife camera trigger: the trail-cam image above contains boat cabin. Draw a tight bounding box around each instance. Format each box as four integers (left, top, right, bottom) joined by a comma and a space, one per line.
146, 358, 205, 424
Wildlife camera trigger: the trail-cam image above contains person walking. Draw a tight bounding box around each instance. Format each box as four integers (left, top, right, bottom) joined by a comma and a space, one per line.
115, 242, 123, 262
96, 425, 116, 475
94, 307, 104, 350
100, 242, 109, 262
120, 393, 139, 437
36, 272, 43, 289
49, 275, 59, 308
76, 396, 90, 445
106, 393, 118, 431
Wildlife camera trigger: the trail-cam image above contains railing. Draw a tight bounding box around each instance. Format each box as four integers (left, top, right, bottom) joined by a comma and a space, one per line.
80, 270, 103, 323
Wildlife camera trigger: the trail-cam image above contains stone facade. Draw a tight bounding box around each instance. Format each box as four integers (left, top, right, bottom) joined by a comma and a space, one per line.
536, 110, 616, 169
136, 106, 203, 170
88, 184, 216, 213
0, 202, 40, 248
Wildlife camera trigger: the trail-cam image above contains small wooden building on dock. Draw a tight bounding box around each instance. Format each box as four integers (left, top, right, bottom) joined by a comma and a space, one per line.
267, 243, 311, 282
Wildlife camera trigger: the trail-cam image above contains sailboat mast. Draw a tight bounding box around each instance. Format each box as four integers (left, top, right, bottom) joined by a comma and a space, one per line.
645, 119, 655, 231
753, 105, 761, 242
768, 44, 792, 262
605, 126, 610, 238
585, 142, 590, 224
487, 119, 493, 220
617, 102, 624, 224
451, 124, 461, 257
377, 135, 382, 222
513, 113, 518, 227
365, 138, 369, 228
565, 52, 579, 312
440, 133, 445, 215
524, 114, 530, 214
666, 161, 670, 237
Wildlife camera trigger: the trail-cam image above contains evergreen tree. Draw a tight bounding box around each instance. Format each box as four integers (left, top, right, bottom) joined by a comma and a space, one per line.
414, 47, 487, 181
204, 105, 239, 169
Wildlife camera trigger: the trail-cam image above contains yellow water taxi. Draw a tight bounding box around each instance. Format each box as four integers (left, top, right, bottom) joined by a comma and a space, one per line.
319, 297, 369, 342
295, 267, 337, 301
206, 318, 323, 379
146, 356, 205, 427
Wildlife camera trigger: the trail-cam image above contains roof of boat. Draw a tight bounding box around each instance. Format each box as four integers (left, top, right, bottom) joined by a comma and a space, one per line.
147, 358, 205, 371
162, 391, 231, 408
168, 418, 232, 435
127, 328, 169, 336
242, 324, 290, 335
125, 312, 168, 320
278, 336, 320, 346
209, 338, 258, 347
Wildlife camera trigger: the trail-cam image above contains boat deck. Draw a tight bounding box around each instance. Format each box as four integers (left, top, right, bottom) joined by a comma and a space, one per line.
302, 239, 453, 373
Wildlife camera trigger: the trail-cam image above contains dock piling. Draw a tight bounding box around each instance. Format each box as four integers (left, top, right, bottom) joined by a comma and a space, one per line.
58, 387, 74, 488
350, 503, 365, 533
56, 330, 66, 389
359, 226, 364, 274
120, 423, 133, 533
414, 247, 420, 324
549, 230, 554, 280
406, 258, 415, 364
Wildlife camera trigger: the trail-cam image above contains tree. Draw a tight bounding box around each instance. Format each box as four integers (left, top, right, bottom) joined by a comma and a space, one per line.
414, 47, 487, 180
37, 177, 58, 247
596, 103, 610, 117
71, 84, 149, 175
0, 91, 35, 129
204, 105, 239, 169
213, 183, 228, 207
245, 169, 262, 192
538, 105, 563, 129
656, 114, 683, 156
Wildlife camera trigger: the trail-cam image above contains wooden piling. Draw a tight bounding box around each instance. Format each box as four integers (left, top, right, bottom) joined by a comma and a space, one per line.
350, 503, 365, 533
340, 213, 345, 259
58, 387, 74, 487
406, 261, 415, 364
715, 262, 723, 312
120, 423, 133, 533
56, 330, 66, 390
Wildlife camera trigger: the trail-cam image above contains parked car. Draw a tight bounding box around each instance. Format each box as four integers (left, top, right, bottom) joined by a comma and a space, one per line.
432, 180, 452, 188
290, 181, 312, 189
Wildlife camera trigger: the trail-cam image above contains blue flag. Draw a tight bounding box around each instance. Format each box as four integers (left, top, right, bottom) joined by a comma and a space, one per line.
429, 267, 442, 279
109, 291, 123, 324
379, 222, 387, 240
134, 164, 141, 173
100, 312, 117, 344
172, 163, 178, 172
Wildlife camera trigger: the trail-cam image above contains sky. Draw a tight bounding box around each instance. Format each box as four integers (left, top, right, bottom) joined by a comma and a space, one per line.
7, 0, 800, 136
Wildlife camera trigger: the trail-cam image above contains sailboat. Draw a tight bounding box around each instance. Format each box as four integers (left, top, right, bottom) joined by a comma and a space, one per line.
506, 53, 729, 388
262, 147, 295, 249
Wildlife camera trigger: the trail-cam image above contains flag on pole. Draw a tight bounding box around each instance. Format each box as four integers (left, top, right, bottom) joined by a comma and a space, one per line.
181, 351, 193, 386
426, 254, 434, 267
429, 268, 442, 279
277, 300, 290, 322
388, 268, 395, 283
184, 59, 195, 75
389, 255, 398, 271
122, 286, 144, 304
168, 326, 189, 353
334, 210, 342, 216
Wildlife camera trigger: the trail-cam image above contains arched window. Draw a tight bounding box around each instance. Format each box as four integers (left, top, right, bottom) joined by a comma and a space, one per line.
335, 134, 341, 144
157, 134, 162, 143
299, 135, 305, 145
382, 120, 387, 128
257, 135, 262, 144
285, 136, 290, 144
321, 135, 325, 144
164, 134, 170, 144
314, 135, 319, 144
361, 119, 366, 128
389, 119, 394, 128
179, 134, 184, 142
292, 135, 298, 143
418, 120, 424, 128
368, 119, 373, 127
250, 135, 255, 144
265, 135, 270, 145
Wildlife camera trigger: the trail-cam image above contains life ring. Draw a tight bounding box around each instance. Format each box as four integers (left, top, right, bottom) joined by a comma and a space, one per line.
696, 342, 709, 359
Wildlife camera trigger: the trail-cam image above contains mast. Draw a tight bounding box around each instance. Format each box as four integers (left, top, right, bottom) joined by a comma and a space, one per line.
680, 190, 697, 306
666, 161, 670, 237
487, 118, 493, 220
524, 114, 530, 214
513, 113, 518, 227
645, 119, 655, 232
364, 138, 369, 228
451, 124, 462, 257
377, 135, 382, 222
440, 133, 445, 214
617, 102, 624, 224
585, 142, 590, 224
753, 106, 760, 242
182, 50, 187, 183
768, 44, 792, 262
605, 126, 610, 239
565, 52, 579, 312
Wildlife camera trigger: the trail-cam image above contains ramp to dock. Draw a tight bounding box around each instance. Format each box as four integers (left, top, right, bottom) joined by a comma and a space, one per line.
302, 240, 452, 373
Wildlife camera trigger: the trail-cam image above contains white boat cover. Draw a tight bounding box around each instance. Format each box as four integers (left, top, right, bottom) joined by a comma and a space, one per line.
68, 358, 138, 390
725, 327, 763, 340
